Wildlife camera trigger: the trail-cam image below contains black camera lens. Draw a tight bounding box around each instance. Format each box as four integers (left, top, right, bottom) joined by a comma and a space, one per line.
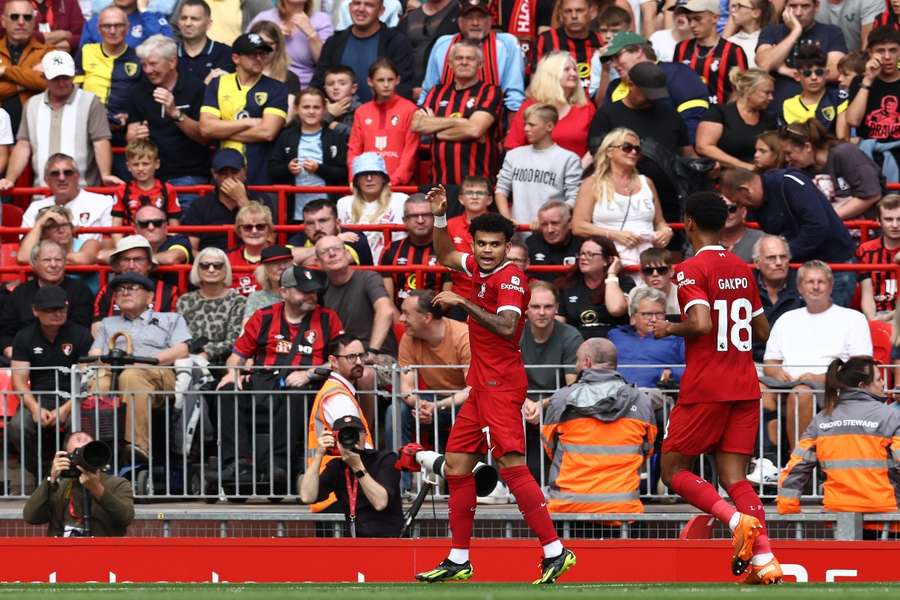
338, 427, 360, 448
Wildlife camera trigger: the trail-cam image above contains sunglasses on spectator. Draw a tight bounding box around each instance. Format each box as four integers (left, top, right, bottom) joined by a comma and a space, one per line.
47, 168, 76, 179
611, 143, 641, 155
136, 218, 166, 229
725, 204, 739, 213
800, 68, 825, 77
199, 261, 225, 271
641, 265, 670, 276
8, 13, 34, 21
240, 223, 268, 232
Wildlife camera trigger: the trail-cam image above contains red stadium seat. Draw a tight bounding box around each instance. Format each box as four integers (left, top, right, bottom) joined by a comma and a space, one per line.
0, 369, 18, 425
0, 204, 23, 243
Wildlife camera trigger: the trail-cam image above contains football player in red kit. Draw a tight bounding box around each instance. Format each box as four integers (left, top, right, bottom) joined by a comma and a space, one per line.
415, 185, 576, 585
652, 191, 782, 585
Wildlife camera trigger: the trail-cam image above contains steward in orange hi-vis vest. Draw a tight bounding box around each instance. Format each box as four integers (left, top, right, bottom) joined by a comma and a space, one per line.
778, 387, 900, 528
541, 368, 657, 513
306, 373, 373, 512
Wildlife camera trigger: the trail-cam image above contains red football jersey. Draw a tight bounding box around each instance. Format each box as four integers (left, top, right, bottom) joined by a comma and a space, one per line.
674, 245, 763, 404
461, 253, 529, 390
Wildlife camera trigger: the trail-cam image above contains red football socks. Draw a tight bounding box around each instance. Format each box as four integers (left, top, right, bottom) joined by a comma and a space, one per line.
501, 465, 559, 546
671, 470, 737, 525
446, 473, 476, 549
728, 480, 773, 555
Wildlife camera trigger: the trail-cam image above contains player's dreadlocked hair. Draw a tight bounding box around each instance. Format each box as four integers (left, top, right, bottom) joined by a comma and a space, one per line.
470, 212, 516, 242
684, 191, 728, 233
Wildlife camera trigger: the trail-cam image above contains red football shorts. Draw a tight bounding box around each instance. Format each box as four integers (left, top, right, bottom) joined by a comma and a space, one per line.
662, 399, 759, 456
445, 387, 526, 459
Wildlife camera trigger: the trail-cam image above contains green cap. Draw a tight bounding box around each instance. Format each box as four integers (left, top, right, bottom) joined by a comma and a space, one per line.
599, 31, 649, 62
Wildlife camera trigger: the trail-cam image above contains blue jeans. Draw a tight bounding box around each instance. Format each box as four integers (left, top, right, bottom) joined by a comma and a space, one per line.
831, 268, 857, 308
167, 175, 210, 215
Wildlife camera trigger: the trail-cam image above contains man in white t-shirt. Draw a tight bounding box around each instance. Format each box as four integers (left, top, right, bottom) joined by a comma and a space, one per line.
21, 153, 114, 245
763, 260, 872, 448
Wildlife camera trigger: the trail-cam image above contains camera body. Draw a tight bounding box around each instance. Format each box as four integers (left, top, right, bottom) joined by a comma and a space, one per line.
61, 441, 112, 478
337, 426, 360, 449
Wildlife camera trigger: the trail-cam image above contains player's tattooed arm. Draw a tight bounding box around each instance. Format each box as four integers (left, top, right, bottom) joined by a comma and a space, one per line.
462, 302, 520, 340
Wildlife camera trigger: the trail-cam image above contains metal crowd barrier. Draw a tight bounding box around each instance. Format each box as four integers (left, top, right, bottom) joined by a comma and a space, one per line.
4, 361, 894, 508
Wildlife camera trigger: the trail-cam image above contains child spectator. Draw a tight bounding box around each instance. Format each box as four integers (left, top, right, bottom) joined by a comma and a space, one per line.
781, 43, 849, 138
347, 58, 419, 185
446, 176, 493, 319
837, 50, 868, 92
589, 5, 633, 101
111, 139, 181, 245
269, 87, 348, 222
321, 66, 361, 139
495, 104, 583, 227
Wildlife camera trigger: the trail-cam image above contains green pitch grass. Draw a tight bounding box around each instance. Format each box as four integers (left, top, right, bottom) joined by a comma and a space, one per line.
1, 584, 900, 600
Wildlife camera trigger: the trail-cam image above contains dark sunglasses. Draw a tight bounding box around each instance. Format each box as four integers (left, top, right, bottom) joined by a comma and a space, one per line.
199, 261, 225, 270
726, 204, 739, 213
136, 218, 166, 229
800, 67, 825, 77
240, 223, 268, 232
8, 13, 34, 22
640, 265, 670, 276
612, 142, 641, 155
47, 168, 76, 178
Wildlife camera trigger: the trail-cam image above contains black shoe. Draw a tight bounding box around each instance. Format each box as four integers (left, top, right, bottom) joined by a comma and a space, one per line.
533, 548, 576, 584
415, 559, 474, 583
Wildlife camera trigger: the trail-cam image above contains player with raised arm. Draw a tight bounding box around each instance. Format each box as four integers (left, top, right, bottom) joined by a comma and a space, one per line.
652, 192, 782, 585
415, 185, 576, 585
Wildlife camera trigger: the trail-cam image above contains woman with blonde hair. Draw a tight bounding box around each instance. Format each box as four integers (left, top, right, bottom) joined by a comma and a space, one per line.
248, 0, 333, 87
248, 20, 302, 119
177, 248, 247, 368
504, 51, 596, 160
336, 152, 407, 260
227, 201, 274, 296
572, 128, 672, 266
696, 68, 776, 170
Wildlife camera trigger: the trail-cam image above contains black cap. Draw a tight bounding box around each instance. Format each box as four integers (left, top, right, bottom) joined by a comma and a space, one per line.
459, 0, 491, 15
232, 33, 273, 55
628, 62, 670, 101
109, 272, 155, 292
332, 414, 366, 432
212, 148, 245, 172
261, 245, 293, 264
33, 285, 69, 310
280, 266, 325, 292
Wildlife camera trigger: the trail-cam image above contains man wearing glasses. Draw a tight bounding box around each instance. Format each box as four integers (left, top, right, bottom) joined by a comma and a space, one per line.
217, 266, 343, 488
0, 0, 52, 134
79, 0, 172, 50
92, 235, 180, 335
90, 271, 191, 461
630, 247, 681, 319
20, 153, 114, 241
129, 205, 192, 284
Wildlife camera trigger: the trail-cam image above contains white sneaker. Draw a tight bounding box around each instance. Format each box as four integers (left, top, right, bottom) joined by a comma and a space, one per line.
746, 458, 780, 486
477, 481, 511, 504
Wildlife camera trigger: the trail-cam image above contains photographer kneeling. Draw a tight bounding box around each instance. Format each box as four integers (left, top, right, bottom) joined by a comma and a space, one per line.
299, 416, 403, 537
23, 431, 135, 537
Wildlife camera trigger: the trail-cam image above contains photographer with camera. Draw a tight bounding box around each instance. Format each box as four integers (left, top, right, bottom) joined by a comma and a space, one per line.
300, 415, 403, 538
23, 431, 134, 537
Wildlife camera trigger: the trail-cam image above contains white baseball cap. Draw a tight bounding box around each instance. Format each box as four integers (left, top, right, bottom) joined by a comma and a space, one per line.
42, 51, 75, 80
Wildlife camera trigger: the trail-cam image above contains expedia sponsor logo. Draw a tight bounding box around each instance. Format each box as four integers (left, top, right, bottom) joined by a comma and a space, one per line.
500, 283, 524, 293
676, 278, 696, 288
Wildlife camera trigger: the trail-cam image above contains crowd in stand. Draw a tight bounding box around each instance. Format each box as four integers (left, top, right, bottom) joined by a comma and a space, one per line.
0, 0, 899, 521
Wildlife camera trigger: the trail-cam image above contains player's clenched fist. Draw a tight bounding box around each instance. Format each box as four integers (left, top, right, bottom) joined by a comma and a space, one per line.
651, 318, 671, 339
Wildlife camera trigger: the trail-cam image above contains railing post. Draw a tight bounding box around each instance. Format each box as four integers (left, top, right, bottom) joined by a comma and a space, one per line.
70, 364, 82, 432
833, 512, 863, 540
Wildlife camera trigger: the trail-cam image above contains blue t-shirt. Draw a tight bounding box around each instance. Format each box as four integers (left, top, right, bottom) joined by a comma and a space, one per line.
756, 22, 848, 113
80, 11, 173, 50
341, 32, 380, 103
294, 130, 327, 219
607, 325, 685, 388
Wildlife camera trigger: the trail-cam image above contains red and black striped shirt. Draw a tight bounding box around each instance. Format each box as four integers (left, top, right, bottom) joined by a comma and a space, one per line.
379, 238, 448, 307
855, 237, 900, 313
875, 0, 900, 31
674, 38, 747, 105
422, 79, 503, 185
530, 27, 602, 89
441, 33, 501, 87
234, 303, 343, 367
93, 279, 180, 322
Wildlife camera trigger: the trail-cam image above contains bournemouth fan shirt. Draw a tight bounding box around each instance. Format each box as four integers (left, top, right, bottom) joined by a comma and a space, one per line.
531, 27, 602, 90
234, 303, 343, 367
379, 238, 448, 307
856, 237, 900, 313
674, 245, 763, 404
674, 38, 747, 105
422, 80, 503, 185
112, 180, 182, 224
461, 253, 529, 390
